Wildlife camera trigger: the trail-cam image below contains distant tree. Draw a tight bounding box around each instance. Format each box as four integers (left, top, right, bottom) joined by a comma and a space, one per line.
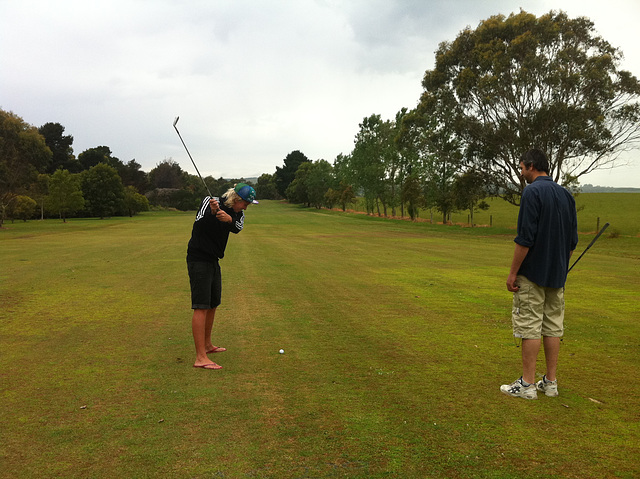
78, 146, 114, 170
47, 169, 85, 222
119, 159, 150, 193
401, 174, 426, 221
421, 10, 640, 203
180, 173, 208, 201
171, 189, 199, 211
38, 122, 80, 173
425, 153, 459, 224
0, 109, 52, 226
347, 114, 388, 215
285, 179, 301, 204
178, 173, 244, 206
148, 158, 185, 189
337, 181, 357, 212
146, 187, 196, 210
285, 162, 313, 206
307, 160, 334, 208
275, 150, 311, 197
382, 109, 411, 217
210, 177, 236, 196
398, 97, 463, 224
452, 170, 491, 226
324, 188, 339, 209
255, 173, 280, 200
81, 163, 124, 218
123, 185, 150, 216
6, 195, 36, 222
30, 173, 50, 220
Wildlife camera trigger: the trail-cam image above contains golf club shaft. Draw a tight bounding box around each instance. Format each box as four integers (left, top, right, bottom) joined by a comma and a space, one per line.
567, 222, 609, 273
173, 117, 213, 198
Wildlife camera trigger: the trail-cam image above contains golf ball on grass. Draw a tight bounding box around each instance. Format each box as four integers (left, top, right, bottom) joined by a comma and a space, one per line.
279, 349, 284, 354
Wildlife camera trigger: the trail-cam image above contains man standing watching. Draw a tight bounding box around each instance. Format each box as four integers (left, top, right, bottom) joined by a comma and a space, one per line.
501, 149, 578, 399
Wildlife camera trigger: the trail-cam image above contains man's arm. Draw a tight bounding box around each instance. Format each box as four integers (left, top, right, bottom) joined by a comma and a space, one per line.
214, 208, 244, 234
215, 209, 232, 223
507, 243, 530, 292
208, 198, 233, 224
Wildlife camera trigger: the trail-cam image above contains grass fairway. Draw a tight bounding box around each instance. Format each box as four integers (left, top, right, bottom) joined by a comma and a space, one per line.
1, 202, 638, 478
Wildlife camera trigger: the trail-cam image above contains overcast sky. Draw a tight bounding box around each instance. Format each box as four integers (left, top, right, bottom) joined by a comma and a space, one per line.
2, 0, 639, 187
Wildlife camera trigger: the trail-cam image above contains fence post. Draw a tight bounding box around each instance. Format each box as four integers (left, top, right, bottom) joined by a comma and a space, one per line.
490, 215, 493, 227
597, 217, 600, 233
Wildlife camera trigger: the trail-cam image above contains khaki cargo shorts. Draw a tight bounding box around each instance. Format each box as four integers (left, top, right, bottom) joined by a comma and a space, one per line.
512, 275, 565, 339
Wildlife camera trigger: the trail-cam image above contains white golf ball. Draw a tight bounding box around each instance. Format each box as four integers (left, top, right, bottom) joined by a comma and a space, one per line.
279, 349, 284, 354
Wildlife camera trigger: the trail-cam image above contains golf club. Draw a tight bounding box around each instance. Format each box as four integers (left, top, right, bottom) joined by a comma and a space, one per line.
567, 222, 609, 273
173, 116, 213, 198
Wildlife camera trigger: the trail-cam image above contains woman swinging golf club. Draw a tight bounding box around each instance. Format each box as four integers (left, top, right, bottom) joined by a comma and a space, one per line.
187, 183, 258, 370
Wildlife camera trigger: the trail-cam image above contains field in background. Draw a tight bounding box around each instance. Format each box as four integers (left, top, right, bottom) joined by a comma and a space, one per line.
1, 202, 638, 478
348, 193, 640, 236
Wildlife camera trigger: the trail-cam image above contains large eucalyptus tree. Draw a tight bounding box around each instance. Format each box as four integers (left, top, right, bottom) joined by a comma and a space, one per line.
420, 10, 640, 203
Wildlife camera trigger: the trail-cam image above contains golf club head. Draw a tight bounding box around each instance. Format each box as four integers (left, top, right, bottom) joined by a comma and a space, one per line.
173, 116, 179, 128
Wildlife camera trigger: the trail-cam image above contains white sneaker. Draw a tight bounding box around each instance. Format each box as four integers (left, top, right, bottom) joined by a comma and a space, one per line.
500, 377, 537, 400
536, 375, 559, 397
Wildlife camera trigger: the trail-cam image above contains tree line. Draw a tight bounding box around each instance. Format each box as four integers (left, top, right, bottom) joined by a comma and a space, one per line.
279, 11, 640, 223
0, 109, 272, 225
2, 10, 639, 226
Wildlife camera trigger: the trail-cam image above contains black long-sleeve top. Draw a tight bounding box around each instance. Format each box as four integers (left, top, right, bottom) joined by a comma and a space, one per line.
186, 196, 244, 263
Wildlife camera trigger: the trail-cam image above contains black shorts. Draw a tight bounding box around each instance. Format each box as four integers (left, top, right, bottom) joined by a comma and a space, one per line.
187, 260, 222, 309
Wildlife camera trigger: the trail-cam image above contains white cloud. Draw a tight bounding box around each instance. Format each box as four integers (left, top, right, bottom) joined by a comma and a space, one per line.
1, 0, 638, 186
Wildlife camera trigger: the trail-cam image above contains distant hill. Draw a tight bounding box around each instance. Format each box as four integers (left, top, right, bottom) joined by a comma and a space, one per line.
580, 184, 640, 193
233, 180, 638, 191
226, 177, 259, 184
234, 180, 638, 192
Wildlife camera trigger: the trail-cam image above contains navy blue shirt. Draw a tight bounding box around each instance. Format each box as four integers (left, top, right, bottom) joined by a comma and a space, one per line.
514, 176, 578, 288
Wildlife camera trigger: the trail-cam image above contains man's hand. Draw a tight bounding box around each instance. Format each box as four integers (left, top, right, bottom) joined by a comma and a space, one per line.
507, 244, 529, 292
215, 209, 232, 223
506, 273, 520, 292
209, 197, 220, 213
